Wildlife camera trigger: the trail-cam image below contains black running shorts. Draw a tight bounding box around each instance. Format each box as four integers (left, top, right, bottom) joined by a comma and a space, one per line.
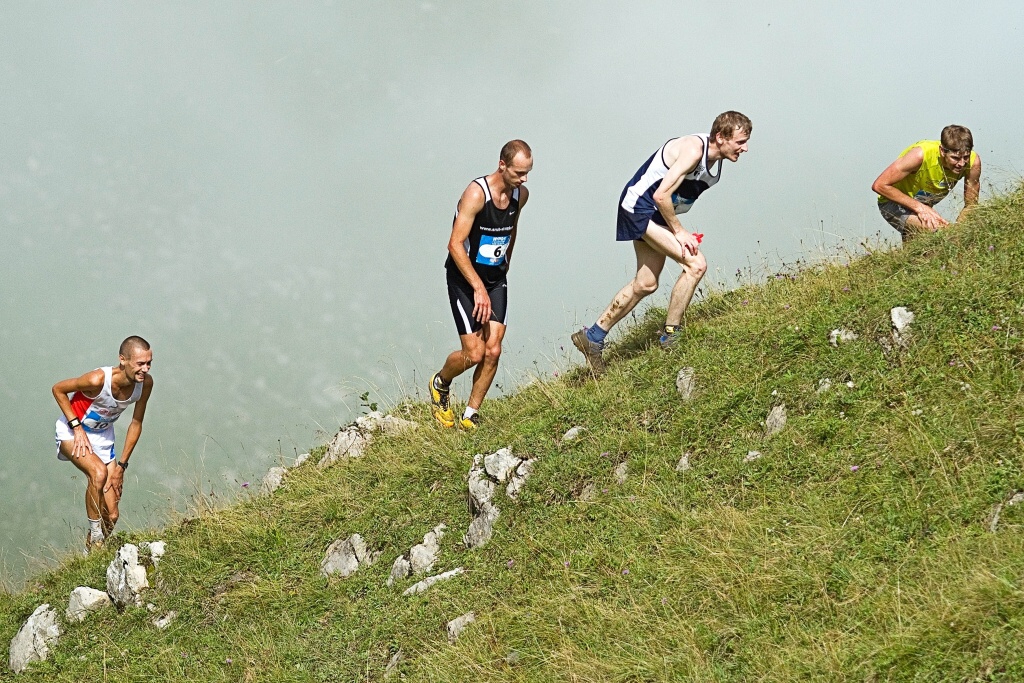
447, 271, 508, 336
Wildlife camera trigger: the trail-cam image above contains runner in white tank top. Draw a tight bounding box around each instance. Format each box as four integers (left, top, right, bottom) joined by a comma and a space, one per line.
571, 112, 752, 374
52, 336, 154, 550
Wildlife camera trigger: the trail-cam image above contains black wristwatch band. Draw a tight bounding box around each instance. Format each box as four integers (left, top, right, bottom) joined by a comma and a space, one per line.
116, 460, 128, 470
67, 417, 81, 429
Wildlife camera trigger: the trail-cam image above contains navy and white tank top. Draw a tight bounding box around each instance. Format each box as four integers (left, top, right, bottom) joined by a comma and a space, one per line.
619, 134, 722, 225
445, 176, 519, 286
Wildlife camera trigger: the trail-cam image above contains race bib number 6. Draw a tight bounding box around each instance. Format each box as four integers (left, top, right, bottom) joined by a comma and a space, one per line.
476, 235, 510, 266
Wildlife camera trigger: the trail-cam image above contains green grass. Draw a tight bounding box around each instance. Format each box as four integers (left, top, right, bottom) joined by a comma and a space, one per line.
4, 187, 1024, 681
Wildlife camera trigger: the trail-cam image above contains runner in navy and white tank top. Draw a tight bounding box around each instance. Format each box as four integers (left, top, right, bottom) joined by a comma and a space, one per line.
570, 112, 752, 374
617, 134, 723, 241
445, 177, 520, 287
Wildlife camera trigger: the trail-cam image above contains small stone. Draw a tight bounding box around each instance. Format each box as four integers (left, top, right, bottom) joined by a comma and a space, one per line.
675, 453, 692, 472
829, 328, 858, 346
321, 534, 380, 578
562, 426, 584, 443
891, 307, 915, 334
402, 568, 465, 596
911, 409, 923, 416
292, 452, 311, 468
505, 650, 522, 665
816, 378, 832, 394
106, 544, 149, 609
66, 587, 111, 623
387, 556, 412, 587
578, 483, 597, 502
846, 381, 855, 389
676, 367, 696, 401
613, 461, 628, 485
1008, 492, 1024, 506
152, 611, 177, 630
744, 450, 762, 463
506, 458, 536, 499
484, 448, 521, 482
384, 649, 403, 679
8, 604, 61, 673
260, 466, 288, 495
447, 611, 476, 643
765, 404, 787, 436
409, 524, 446, 575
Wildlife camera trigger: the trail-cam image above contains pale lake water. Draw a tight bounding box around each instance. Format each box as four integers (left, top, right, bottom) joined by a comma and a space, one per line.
2, 1, 1021, 583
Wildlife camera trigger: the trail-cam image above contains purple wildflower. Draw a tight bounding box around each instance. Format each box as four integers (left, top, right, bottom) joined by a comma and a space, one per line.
564, 561, 570, 567
506, 559, 514, 568
842, 286, 850, 292
989, 245, 995, 251
993, 325, 1002, 331
850, 465, 859, 472
742, 299, 749, 306
783, 304, 791, 310
241, 482, 250, 489
622, 569, 629, 575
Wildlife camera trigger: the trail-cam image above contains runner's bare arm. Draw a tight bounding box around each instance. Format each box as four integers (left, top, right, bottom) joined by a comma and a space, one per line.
653, 136, 703, 253
871, 147, 947, 229
105, 375, 153, 494
503, 186, 528, 273
52, 370, 105, 459
957, 154, 982, 222
447, 183, 492, 324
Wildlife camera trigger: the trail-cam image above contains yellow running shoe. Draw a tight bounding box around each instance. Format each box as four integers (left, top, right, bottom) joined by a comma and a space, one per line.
429, 373, 455, 428
85, 533, 104, 553
458, 413, 480, 431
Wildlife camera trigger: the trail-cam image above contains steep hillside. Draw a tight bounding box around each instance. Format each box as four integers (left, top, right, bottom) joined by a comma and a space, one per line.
3, 187, 1024, 682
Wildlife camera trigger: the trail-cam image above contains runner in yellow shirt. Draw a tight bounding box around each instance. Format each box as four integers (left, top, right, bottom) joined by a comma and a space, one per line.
872, 125, 981, 241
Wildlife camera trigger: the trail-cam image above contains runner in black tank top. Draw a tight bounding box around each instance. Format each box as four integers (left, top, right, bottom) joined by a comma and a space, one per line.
429, 140, 533, 430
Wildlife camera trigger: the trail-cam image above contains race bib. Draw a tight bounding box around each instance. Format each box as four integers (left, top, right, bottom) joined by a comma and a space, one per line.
476, 235, 510, 266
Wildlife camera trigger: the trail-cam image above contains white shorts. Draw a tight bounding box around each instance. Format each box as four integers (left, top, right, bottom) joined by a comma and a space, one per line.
55, 417, 117, 464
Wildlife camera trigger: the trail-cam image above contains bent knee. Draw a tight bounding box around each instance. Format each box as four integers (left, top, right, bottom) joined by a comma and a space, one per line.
88, 468, 108, 487
632, 278, 658, 297
484, 344, 502, 362
105, 511, 120, 526
684, 254, 708, 278
463, 348, 485, 366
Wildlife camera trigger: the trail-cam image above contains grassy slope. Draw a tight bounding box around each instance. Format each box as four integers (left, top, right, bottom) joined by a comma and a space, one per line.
3, 188, 1024, 682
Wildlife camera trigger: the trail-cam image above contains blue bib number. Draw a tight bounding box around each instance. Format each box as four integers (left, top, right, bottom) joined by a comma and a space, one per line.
476, 235, 510, 267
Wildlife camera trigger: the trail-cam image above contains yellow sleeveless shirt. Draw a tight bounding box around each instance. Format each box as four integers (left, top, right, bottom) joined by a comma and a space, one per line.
877, 140, 977, 205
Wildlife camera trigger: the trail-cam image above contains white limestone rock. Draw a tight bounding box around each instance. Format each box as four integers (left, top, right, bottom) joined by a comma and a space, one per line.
409, 524, 446, 575
319, 426, 368, 467
260, 466, 288, 495
402, 567, 465, 596
891, 306, 916, 348
676, 367, 697, 401
321, 534, 380, 578
816, 378, 832, 394
578, 483, 598, 502
506, 458, 536, 499
447, 611, 477, 643
8, 604, 61, 673
613, 461, 628, 485
152, 611, 177, 630
387, 556, 412, 587
562, 426, 584, 443
484, 448, 520, 483
292, 452, 311, 468
829, 328, 858, 346
676, 453, 692, 472
139, 540, 167, 565
106, 544, 149, 609
66, 587, 111, 623
765, 404, 787, 436
464, 504, 500, 549
744, 450, 763, 463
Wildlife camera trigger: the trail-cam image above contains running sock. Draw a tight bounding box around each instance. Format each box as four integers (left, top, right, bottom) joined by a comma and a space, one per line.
463, 406, 478, 420
585, 324, 609, 346
88, 518, 103, 540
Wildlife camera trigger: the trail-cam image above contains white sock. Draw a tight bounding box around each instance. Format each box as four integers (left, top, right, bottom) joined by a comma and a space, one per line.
88, 518, 103, 540
463, 406, 478, 420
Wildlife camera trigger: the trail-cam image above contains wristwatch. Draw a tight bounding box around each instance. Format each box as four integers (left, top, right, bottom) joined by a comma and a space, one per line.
116, 460, 128, 470
67, 417, 82, 429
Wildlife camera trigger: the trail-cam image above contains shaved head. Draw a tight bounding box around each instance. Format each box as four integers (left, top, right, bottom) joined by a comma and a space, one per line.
119, 335, 151, 359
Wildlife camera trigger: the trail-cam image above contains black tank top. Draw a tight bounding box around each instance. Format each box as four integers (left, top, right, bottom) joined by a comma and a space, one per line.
445, 176, 520, 286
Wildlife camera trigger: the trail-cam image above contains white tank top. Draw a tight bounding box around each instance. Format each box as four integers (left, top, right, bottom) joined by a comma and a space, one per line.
70, 366, 143, 432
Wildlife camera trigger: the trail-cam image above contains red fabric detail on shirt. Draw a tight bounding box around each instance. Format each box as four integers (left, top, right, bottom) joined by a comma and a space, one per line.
70, 392, 92, 420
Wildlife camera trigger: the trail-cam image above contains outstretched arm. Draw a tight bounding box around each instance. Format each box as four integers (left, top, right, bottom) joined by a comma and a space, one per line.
871, 147, 947, 230
652, 136, 703, 254
957, 154, 982, 222
52, 370, 104, 459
